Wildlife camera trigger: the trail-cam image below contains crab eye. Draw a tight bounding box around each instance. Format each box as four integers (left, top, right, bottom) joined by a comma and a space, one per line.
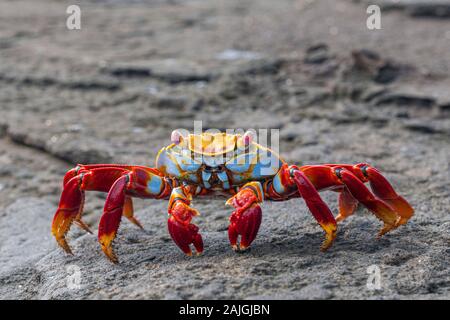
242, 130, 254, 146
171, 130, 183, 145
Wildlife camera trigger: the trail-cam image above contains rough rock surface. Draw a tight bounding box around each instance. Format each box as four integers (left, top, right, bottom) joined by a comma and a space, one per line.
0, 0, 449, 299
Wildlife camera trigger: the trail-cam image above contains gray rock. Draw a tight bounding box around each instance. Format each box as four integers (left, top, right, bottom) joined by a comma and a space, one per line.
304, 44, 331, 64
104, 60, 217, 84
0, 0, 449, 301
366, 0, 450, 18
0, 195, 448, 299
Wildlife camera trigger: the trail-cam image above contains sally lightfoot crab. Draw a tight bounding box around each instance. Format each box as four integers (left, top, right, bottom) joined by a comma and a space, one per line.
51, 130, 414, 263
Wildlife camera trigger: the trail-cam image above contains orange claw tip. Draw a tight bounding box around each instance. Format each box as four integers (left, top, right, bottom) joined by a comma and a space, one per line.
102, 247, 119, 264
319, 222, 337, 251
225, 197, 234, 206
100, 241, 119, 263
320, 221, 337, 236
377, 222, 397, 239
180, 244, 199, 256
98, 232, 118, 263
396, 217, 410, 226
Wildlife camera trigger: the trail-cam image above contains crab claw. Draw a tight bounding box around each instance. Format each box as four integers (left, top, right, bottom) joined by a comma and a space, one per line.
228, 204, 262, 251
168, 201, 203, 256
226, 184, 263, 251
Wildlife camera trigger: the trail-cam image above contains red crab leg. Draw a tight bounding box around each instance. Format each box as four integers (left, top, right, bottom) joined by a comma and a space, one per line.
97, 167, 173, 263
334, 167, 399, 236
336, 187, 359, 222
122, 196, 143, 229
52, 166, 127, 254
303, 163, 414, 224
167, 186, 203, 256
354, 163, 414, 225
289, 166, 337, 250
226, 182, 264, 251
51, 165, 171, 262
300, 164, 414, 236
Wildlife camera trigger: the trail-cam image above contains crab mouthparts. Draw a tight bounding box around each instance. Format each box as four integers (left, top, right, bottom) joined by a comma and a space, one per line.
201, 165, 228, 188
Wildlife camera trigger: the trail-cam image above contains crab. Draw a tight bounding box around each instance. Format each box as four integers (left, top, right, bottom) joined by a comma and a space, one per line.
51, 130, 414, 263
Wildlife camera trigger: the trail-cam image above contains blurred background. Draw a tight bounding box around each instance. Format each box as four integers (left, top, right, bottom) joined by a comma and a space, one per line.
0, 0, 448, 299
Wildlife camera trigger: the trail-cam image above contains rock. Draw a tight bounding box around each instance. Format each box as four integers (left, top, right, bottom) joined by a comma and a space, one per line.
0, 74, 121, 92
304, 44, 331, 64
0, 122, 7, 138
439, 102, 450, 115
107, 67, 152, 78
7, 127, 114, 165
1, 196, 448, 299
409, 4, 450, 18
104, 60, 217, 84
154, 95, 188, 109
372, 93, 436, 108
374, 63, 403, 84
350, 49, 410, 84
216, 49, 263, 61
402, 120, 448, 134
234, 58, 284, 76
0, 199, 56, 277
1, 0, 449, 301
370, 0, 450, 19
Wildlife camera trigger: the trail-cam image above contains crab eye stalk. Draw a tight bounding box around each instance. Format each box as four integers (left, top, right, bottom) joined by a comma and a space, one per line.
171, 130, 184, 145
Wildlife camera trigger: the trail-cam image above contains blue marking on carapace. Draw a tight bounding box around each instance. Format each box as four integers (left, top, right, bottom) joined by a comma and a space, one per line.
225, 153, 256, 173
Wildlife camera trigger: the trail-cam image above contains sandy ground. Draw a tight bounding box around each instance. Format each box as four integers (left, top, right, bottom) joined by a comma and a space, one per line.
0, 0, 449, 299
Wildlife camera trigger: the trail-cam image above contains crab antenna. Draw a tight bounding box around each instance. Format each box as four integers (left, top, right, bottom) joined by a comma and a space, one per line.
171, 130, 184, 144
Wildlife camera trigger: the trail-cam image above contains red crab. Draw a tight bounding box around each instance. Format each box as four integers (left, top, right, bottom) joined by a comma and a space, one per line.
51, 130, 414, 263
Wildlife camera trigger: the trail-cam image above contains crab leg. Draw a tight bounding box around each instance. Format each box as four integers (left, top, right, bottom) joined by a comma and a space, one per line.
122, 196, 143, 229
300, 163, 414, 236
51, 165, 171, 262
226, 181, 264, 251
264, 162, 413, 249
98, 175, 129, 263
336, 187, 359, 222
52, 175, 85, 254
354, 164, 414, 225
52, 166, 127, 254
289, 166, 338, 250
333, 167, 399, 236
